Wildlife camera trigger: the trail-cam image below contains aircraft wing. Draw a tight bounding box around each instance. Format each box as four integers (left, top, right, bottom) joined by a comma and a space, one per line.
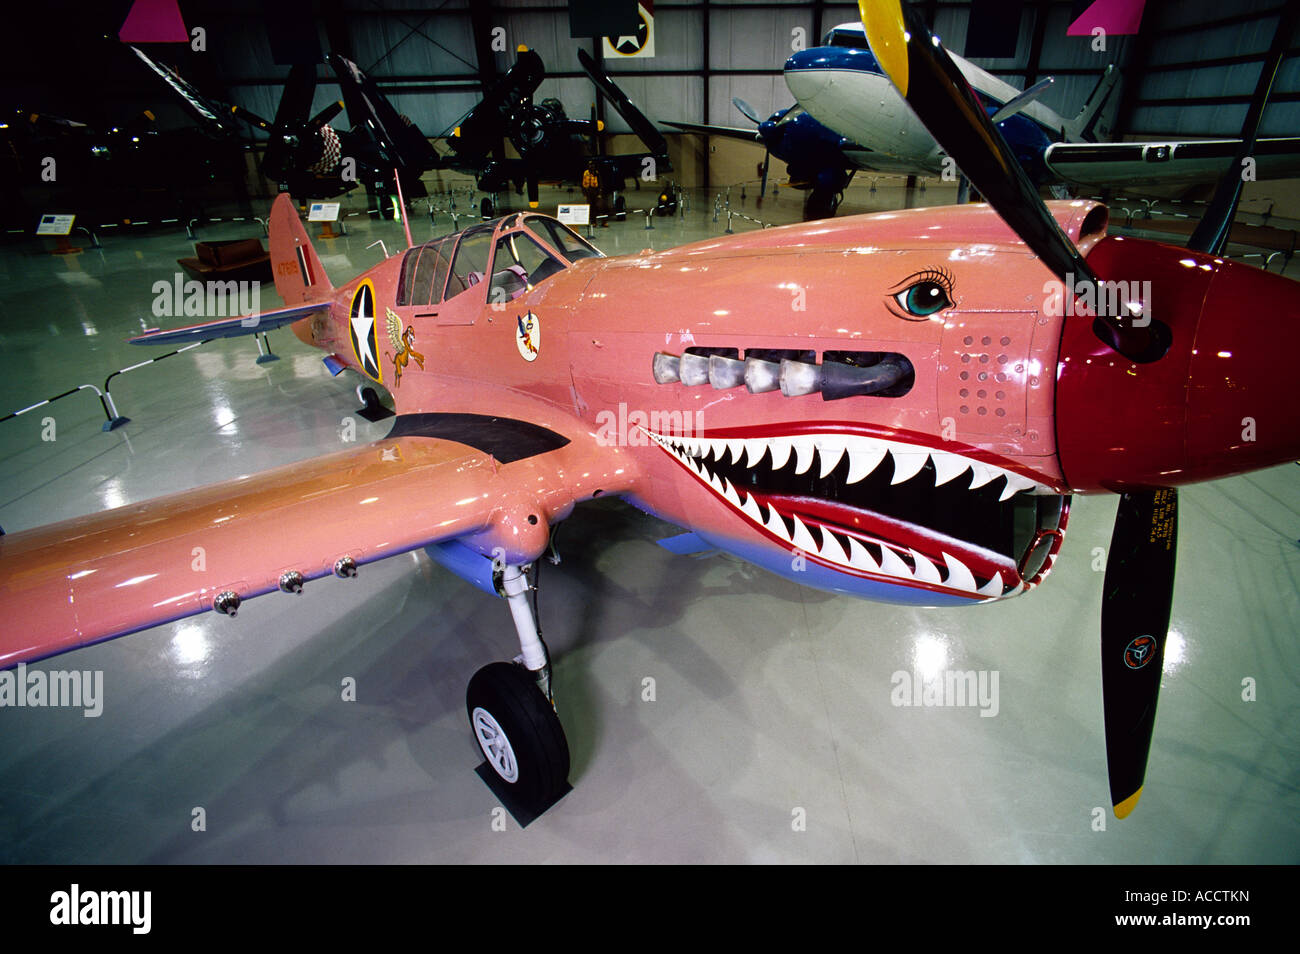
662, 121, 760, 143
0, 421, 616, 669
1044, 136, 1300, 188
129, 301, 331, 346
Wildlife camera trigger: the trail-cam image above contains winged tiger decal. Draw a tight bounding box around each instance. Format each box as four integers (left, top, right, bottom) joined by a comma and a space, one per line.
385, 307, 426, 386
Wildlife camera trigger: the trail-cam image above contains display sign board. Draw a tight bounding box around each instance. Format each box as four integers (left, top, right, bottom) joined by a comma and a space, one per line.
36, 214, 76, 236
308, 202, 342, 222
556, 204, 591, 225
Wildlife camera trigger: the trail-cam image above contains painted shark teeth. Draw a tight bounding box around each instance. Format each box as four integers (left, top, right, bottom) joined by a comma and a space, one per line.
643, 427, 1054, 598
846, 444, 887, 483
942, 552, 978, 592
847, 536, 879, 572
792, 439, 815, 475
819, 529, 848, 564
890, 450, 929, 485
909, 548, 942, 585
767, 438, 793, 470
646, 429, 1053, 503
816, 437, 846, 478
790, 514, 819, 552
931, 452, 968, 487
878, 544, 912, 579
764, 505, 790, 541
999, 473, 1039, 501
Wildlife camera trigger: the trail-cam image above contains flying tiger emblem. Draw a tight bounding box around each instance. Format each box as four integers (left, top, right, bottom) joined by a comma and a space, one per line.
385, 307, 425, 386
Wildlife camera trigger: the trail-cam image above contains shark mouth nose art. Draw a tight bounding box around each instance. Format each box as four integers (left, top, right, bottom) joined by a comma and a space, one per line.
646, 427, 1067, 599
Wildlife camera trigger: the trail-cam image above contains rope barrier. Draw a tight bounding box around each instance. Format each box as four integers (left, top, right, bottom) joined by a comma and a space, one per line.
100, 339, 214, 430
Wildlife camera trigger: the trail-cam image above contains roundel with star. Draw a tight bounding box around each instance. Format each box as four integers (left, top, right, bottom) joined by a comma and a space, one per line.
610, 9, 649, 55
349, 278, 382, 382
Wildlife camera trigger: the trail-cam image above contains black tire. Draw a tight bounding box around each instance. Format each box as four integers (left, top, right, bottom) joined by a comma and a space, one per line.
803, 187, 841, 221
613, 194, 627, 222
480, 197, 494, 219
466, 662, 570, 807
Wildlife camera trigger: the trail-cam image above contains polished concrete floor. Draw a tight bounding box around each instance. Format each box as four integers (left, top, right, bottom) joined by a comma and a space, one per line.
0, 181, 1296, 864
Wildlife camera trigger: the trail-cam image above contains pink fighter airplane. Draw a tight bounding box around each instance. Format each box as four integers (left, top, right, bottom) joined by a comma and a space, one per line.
1, 1, 1296, 822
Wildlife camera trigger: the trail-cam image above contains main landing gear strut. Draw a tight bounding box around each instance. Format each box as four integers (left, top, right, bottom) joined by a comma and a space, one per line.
466, 562, 571, 824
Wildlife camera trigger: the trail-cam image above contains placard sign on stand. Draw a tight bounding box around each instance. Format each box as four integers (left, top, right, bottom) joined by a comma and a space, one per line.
36, 214, 76, 236
556, 204, 590, 226
308, 202, 341, 222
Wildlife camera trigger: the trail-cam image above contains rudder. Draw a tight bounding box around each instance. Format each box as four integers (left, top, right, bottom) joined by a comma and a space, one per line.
269, 193, 334, 305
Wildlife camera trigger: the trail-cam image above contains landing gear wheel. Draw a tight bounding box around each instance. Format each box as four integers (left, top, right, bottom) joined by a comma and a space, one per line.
803, 187, 842, 221
466, 662, 570, 813
480, 196, 494, 219
614, 194, 627, 222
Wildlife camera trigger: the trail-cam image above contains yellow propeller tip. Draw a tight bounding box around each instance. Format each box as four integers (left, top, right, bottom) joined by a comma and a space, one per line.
1113, 787, 1143, 819
517, 44, 529, 53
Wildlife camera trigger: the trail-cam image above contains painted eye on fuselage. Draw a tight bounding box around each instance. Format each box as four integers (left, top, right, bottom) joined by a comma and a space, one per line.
888, 268, 955, 320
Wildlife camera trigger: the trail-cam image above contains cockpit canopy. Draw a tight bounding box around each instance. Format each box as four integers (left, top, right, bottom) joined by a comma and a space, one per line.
822, 23, 869, 49
396, 213, 602, 308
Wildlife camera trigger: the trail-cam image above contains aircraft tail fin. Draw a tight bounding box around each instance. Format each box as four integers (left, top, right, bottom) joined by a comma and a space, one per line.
1063, 65, 1120, 143
269, 193, 334, 305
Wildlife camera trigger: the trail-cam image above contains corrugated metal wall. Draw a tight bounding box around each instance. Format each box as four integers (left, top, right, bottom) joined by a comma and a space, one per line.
194, 0, 1297, 146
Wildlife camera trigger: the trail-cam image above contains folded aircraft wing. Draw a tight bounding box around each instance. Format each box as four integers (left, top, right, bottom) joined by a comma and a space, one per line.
1044, 136, 1300, 188
129, 301, 331, 346
0, 418, 617, 668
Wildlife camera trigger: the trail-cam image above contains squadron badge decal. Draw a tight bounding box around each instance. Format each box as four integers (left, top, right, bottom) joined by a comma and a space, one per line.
516, 310, 540, 362
348, 279, 382, 382
1123, 635, 1158, 670
385, 307, 425, 387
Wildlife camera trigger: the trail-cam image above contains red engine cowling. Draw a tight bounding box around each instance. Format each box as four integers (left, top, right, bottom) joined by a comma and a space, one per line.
1055, 235, 1300, 492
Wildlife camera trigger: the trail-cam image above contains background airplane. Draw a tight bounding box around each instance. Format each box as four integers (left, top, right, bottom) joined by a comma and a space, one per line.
667, 23, 1117, 219
437, 47, 672, 216
786, 21, 1300, 194
231, 53, 440, 202
665, 99, 888, 220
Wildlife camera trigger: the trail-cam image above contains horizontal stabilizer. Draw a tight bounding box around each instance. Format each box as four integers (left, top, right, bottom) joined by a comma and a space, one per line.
129, 301, 329, 347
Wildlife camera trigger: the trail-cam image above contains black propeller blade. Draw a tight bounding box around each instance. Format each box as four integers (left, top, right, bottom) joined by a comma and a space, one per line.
858, 0, 1170, 363
858, 1, 1191, 818
577, 48, 670, 162
1100, 489, 1178, 817
1186, 1, 1298, 255
230, 104, 274, 133
261, 62, 318, 177
307, 100, 344, 133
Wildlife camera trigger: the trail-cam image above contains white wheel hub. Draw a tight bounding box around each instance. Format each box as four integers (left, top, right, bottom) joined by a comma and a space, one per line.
471, 706, 519, 783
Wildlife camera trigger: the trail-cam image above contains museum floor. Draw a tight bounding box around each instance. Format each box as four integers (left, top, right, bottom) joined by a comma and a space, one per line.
1, 179, 1296, 863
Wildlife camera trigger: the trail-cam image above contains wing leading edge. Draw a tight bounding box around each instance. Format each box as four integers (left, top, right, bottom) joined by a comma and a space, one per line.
1044, 136, 1300, 188
0, 431, 625, 669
